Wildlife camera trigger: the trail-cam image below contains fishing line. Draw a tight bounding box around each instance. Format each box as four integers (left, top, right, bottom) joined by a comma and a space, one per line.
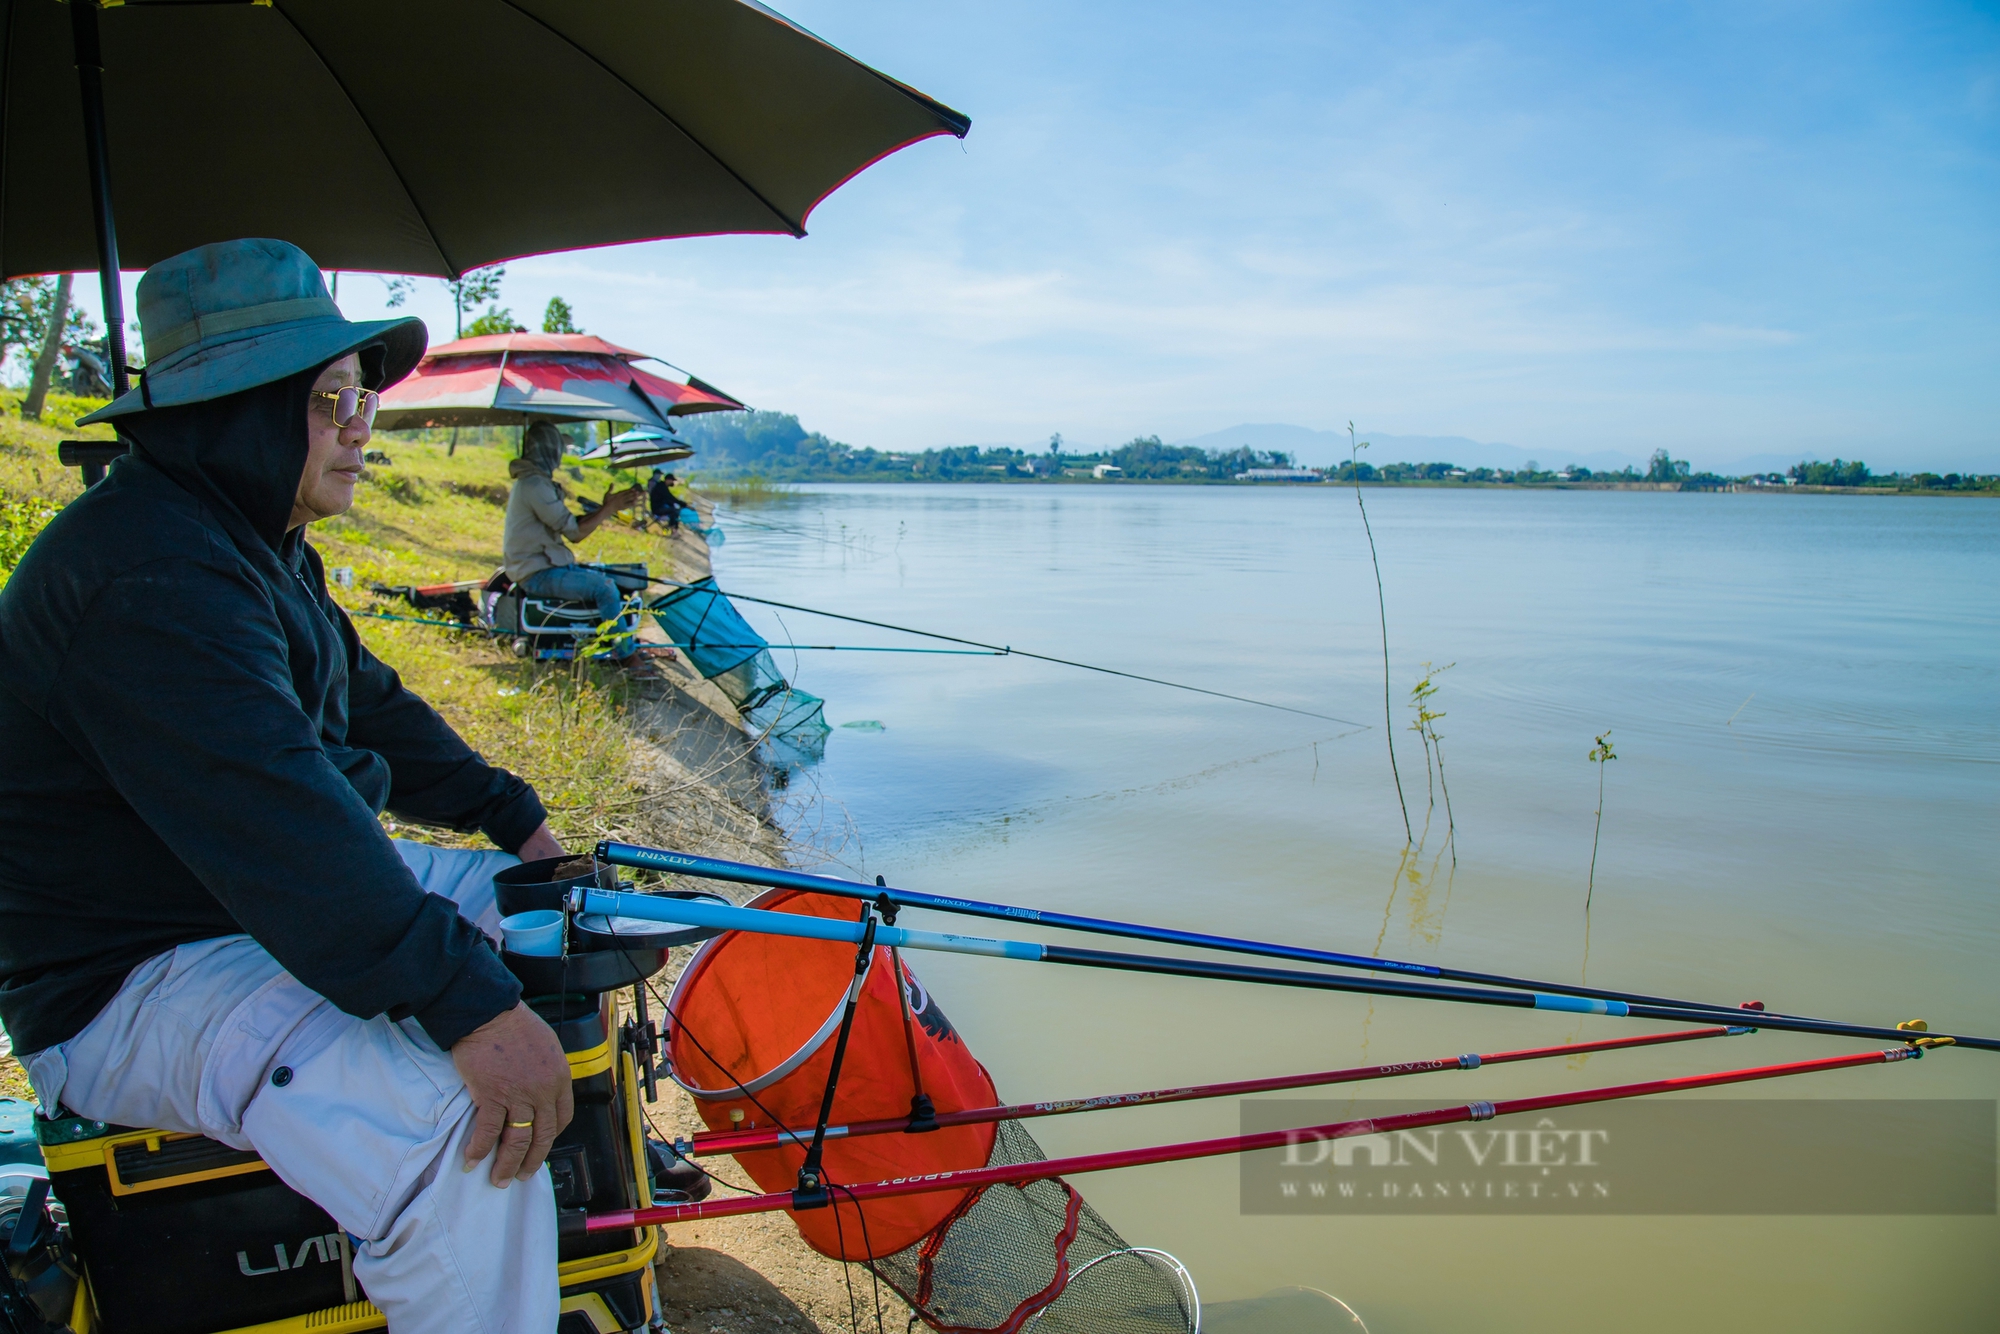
870, 735, 1358, 872
713, 506, 879, 553
642, 575, 1368, 726
354, 584, 1352, 721
652, 643, 1005, 655
830, 1183, 888, 1334
350, 608, 500, 635
641, 973, 792, 1200
828, 1197, 863, 1334
660, 902, 881, 1333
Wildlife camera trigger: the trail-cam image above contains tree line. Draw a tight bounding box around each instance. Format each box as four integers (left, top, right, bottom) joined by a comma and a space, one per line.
670, 419, 1300, 480
671, 421, 1998, 492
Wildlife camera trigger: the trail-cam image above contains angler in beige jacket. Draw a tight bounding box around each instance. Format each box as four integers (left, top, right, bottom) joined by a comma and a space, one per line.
502, 421, 645, 661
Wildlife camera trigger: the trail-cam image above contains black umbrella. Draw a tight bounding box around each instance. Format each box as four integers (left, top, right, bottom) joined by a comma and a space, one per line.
4, 0, 970, 405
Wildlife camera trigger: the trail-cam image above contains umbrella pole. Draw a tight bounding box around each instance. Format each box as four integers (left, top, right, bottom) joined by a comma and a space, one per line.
69, 0, 130, 486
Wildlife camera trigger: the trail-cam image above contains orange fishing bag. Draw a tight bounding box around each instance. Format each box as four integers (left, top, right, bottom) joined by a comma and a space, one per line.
665, 888, 998, 1258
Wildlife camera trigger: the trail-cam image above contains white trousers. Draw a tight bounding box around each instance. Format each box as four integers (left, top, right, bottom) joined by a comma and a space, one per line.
26, 841, 558, 1334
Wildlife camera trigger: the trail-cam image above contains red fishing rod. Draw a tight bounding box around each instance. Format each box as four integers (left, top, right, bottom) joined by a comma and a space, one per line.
581, 1043, 1930, 1232
687, 1022, 1751, 1158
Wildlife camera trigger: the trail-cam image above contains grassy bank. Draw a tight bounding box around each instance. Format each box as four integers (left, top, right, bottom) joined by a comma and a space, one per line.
304, 436, 699, 851
0, 392, 103, 595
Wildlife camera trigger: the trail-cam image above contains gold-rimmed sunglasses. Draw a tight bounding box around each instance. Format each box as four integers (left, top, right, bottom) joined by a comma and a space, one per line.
308, 386, 381, 428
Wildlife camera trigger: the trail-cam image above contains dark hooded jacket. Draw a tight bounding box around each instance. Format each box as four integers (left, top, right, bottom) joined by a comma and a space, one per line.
0, 369, 540, 1056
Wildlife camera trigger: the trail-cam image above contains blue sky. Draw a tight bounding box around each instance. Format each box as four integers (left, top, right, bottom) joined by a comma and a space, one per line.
84, 1, 2000, 471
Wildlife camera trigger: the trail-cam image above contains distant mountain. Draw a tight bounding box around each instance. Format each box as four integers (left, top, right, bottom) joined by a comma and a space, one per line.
1168, 423, 1646, 473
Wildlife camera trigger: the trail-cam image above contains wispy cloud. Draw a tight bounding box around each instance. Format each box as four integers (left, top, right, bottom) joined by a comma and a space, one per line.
110, 0, 1991, 473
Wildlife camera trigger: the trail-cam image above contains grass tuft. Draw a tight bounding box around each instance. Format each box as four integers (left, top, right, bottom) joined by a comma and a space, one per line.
693, 473, 791, 506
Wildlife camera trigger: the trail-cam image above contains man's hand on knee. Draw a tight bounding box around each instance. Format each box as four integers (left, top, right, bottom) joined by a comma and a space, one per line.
451, 1003, 575, 1187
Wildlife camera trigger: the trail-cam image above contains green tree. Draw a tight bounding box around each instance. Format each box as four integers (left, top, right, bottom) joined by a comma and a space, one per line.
542, 296, 581, 334
1646, 449, 1691, 483
22, 273, 73, 421
1789, 458, 1872, 487
448, 266, 505, 338
462, 305, 525, 337
381, 267, 508, 339
1, 277, 58, 373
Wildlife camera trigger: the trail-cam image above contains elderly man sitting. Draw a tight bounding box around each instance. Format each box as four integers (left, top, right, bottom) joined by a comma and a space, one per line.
0, 239, 581, 1334
503, 421, 649, 670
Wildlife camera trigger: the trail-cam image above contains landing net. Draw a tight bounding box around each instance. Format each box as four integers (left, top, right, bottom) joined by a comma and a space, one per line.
865, 1120, 1198, 1334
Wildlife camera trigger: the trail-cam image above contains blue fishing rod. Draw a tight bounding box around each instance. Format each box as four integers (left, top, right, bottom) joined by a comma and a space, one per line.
595, 840, 2000, 1053
568, 886, 1977, 1050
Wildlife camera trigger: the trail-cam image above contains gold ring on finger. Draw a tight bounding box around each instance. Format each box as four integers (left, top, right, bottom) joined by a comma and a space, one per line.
507, 1120, 534, 1128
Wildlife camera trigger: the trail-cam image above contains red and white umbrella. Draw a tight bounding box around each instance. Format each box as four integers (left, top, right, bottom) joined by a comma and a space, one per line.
374, 332, 744, 432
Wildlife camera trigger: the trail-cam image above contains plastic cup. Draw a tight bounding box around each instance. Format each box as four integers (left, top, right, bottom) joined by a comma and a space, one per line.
499, 909, 565, 957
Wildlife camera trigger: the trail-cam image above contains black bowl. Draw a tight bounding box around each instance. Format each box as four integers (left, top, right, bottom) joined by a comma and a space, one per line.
494, 856, 604, 917
503, 945, 669, 996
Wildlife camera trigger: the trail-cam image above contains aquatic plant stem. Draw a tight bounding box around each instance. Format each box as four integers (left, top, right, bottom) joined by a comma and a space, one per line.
1586, 730, 1617, 914
1351, 423, 1411, 843
1435, 740, 1458, 865
1410, 662, 1457, 862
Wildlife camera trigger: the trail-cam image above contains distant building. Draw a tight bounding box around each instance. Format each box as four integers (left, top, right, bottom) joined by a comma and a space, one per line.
1092, 463, 1124, 479
1234, 468, 1322, 482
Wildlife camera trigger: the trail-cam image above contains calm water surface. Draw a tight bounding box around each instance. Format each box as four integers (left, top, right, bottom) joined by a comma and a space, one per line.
706, 484, 1999, 1333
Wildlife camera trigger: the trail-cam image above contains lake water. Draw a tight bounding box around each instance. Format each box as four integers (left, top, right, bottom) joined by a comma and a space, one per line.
704, 483, 2000, 1333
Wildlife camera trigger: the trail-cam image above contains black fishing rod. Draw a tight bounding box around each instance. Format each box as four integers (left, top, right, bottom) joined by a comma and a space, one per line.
595, 840, 2000, 1053
642, 575, 1369, 726
574, 885, 1985, 1052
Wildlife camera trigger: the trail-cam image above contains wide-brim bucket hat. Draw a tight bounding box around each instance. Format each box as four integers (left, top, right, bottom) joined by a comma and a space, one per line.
79, 238, 426, 424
